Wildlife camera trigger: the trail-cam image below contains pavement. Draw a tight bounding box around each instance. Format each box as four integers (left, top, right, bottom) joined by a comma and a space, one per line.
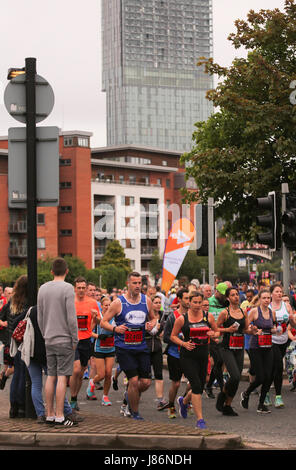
0, 354, 283, 451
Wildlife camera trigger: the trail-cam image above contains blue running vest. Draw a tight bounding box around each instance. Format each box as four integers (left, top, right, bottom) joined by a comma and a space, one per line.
115, 294, 149, 351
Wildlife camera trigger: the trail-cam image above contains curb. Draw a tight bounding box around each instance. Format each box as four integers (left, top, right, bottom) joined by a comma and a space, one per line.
0, 431, 243, 450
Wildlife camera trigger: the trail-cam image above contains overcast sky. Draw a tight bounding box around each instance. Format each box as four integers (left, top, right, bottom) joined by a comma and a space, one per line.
0, 0, 286, 147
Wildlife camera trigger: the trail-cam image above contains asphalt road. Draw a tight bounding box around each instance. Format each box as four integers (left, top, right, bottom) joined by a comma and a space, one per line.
76, 368, 296, 450
1, 365, 296, 450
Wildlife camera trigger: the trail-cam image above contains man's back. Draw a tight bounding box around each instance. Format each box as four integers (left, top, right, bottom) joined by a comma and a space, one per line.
37, 280, 78, 347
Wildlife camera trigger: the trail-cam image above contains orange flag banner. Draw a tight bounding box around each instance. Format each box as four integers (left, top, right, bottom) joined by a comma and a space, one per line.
161, 218, 195, 294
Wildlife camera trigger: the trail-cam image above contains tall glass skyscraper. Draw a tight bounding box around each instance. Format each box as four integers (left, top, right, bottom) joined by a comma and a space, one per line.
101, 0, 214, 152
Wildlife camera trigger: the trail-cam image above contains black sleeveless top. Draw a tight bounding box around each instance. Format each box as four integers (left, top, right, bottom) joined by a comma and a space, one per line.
181, 312, 210, 355
221, 307, 246, 350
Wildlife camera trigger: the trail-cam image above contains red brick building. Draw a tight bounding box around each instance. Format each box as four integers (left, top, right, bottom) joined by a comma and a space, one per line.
0, 131, 195, 273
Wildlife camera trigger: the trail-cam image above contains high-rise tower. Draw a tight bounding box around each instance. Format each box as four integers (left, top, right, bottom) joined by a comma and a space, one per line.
101, 0, 213, 152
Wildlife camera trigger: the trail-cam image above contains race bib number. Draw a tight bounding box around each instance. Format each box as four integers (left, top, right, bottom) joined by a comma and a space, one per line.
100, 336, 115, 349
229, 333, 244, 349
189, 327, 210, 345
258, 333, 272, 348
124, 327, 143, 345
77, 315, 88, 331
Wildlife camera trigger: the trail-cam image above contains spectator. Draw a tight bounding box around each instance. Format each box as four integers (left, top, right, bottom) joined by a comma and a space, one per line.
0, 275, 29, 418
37, 258, 79, 427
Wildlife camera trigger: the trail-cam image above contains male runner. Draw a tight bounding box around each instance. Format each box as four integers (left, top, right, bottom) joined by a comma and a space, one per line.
100, 271, 156, 420
69, 277, 100, 410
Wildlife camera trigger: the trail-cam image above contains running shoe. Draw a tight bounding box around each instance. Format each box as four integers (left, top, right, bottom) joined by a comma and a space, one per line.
177, 396, 188, 419
157, 400, 169, 411
121, 404, 131, 417
86, 381, 97, 400
131, 411, 144, 420
168, 406, 177, 419
112, 377, 119, 391
240, 391, 249, 410
70, 401, 80, 411
216, 391, 226, 412
196, 419, 207, 430
274, 395, 284, 408
205, 387, 215, 399
222, 405, 238, 416
101, 396, 112, 406
257, 404, 271, 414
264, 392, 272, 407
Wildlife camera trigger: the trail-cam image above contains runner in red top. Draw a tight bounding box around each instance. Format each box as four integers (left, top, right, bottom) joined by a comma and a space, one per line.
69, 276, 100, 410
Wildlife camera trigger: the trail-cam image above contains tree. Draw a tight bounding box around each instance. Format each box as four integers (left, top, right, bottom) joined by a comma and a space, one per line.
181, 1, 296, 242
99, 240, 131, 273
149, 250, 163, 282
176, 250, 208, 282
214, 243, 239, 283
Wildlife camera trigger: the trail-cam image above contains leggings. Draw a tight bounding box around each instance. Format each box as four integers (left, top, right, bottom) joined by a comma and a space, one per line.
267, 342, 288, 395
180, 347, 208, 395
220, 348, 244, 398
245, 348, 273, 405
207, 341, 224, 391
150, 349, 163, 381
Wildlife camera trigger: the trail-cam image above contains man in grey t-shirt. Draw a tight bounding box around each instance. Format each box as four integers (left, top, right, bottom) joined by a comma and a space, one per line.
37, 258, 78, 426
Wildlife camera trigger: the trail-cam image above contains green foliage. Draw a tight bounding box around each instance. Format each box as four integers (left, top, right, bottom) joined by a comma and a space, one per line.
214, 243, 239, 283
149, 250, 163, 279
181, 1, 296, 241
176, 250, 208, 281
99, 240, 131, 275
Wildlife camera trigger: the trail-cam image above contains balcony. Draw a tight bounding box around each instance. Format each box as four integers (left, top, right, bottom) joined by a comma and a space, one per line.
141, 246, 158, 258
9, 245, 27, 258
8, 221, 27, 233
94, 204, 115, 216
94, 247, 106, 260
92, 178, 161, 187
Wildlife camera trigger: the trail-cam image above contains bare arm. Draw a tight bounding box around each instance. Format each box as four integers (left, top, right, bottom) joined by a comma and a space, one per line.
170, 315, 195, 351
100, 299, 127, 335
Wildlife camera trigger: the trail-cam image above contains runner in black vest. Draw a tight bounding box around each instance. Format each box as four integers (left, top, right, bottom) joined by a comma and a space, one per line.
170, 291, 219, 429
216, 287, 257, 416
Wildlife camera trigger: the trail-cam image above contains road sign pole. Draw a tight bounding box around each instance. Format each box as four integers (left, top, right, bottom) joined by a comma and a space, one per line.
208, 197, 215, 286
25, 57, 38, 306
25, 57, 37, 419
282, 183, 290, 293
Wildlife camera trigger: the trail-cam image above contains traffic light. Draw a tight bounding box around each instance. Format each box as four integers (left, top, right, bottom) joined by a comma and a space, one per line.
282, 194, 296, 250
256, 191, 281, 251
7, 67, 25, 80
195, 204, 215, 256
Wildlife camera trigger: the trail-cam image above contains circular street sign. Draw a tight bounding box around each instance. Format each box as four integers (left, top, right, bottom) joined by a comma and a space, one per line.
4, 73, 54, 123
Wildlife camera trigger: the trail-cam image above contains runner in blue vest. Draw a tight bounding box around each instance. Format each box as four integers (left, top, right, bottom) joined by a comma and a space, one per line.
100, 272, 157, 420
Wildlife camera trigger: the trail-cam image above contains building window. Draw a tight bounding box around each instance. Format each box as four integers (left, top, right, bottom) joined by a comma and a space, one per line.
162, 160, 168, 166
166, 178, 171, 188
37, 213, 45, 225
60, 182, 72, 189
59, 206, 72, 213
37, 238, 46, 249
59, 158, 71, 166
64, 137, 73, 147
78, 137, 89, 147
60, 229, 72, 236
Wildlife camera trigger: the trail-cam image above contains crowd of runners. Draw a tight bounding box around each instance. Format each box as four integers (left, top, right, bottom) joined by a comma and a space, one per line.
0, 257, 296, 430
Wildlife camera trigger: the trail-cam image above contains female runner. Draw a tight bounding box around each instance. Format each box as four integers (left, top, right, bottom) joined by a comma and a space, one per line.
91, 297, 116, 406
240, 289, 277, 413
265, 283, 295, 408
145, 295, 168, 410
216, 287, 257, 416
170, 291, 219, 429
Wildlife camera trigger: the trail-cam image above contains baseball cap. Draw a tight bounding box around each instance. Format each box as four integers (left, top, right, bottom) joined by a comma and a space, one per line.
216, 282, 228, 296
